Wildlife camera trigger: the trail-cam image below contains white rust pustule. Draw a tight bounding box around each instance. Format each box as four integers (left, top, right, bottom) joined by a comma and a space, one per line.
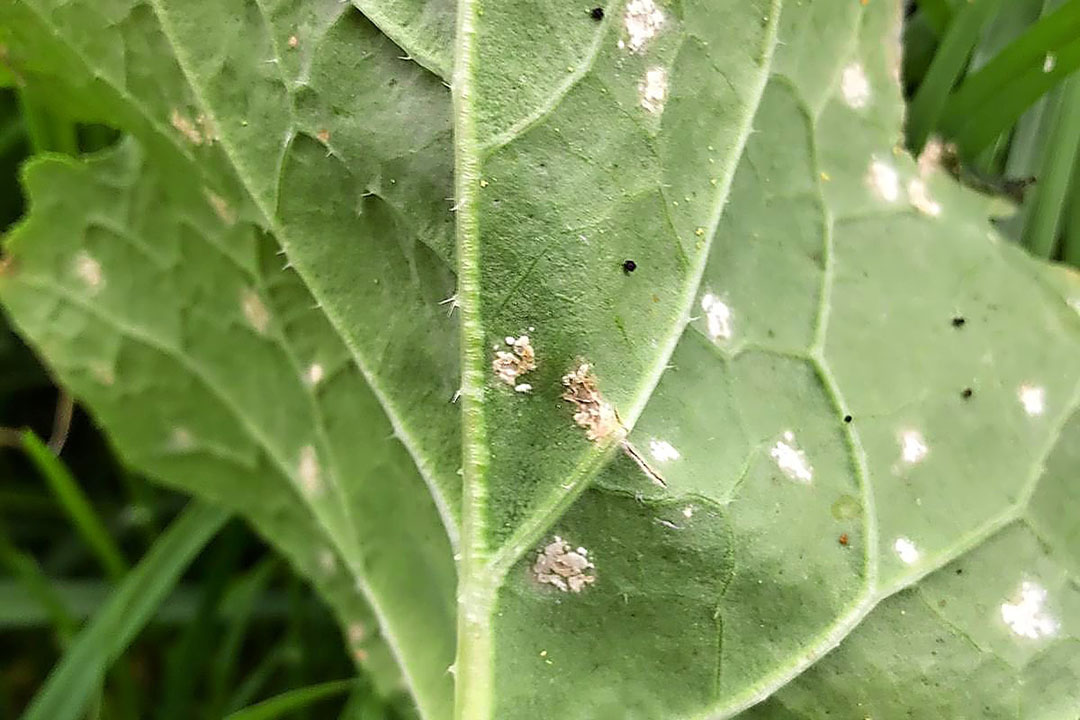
532, 536, 595, 593
700, 293, 733, 341
298, 445, 322, 497
770, 431, 813, 484
623, 0, 665, 52
241, 288, 270, 335
1001, 580, 1057, 639
841, 63, 870, 109
639, 67, 668, 114
868, 159, 901, 203
561, 363, 622, 442
492, 335, 536, 390
74, 251, 104, 293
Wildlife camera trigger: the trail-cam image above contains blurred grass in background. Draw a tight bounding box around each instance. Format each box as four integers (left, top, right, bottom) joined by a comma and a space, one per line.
1, 0, 1079, 718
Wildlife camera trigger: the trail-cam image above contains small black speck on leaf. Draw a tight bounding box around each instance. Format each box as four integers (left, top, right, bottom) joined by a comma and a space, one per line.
961, 388, 973, 400
622, 259, 637, 274
955, 568, 963, 575
951, 316, 966, 328
590, 7, 604, 20
843, 415, 853, 424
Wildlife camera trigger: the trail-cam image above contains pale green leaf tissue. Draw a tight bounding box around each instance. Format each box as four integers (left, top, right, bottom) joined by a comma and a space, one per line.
1, 0, 1078, 718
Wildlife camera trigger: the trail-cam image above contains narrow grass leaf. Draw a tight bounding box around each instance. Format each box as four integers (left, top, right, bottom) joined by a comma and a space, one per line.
20, 430, 127, 581
21, 502, 228, 720
908, 0, 1006, 150
223, 679, 356, 720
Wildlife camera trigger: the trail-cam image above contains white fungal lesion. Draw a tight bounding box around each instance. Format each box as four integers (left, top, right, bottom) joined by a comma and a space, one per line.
298, 445, 322, 497
532, 536, 596, 593
907, 178, 942, 217
1001, 580, 1057, 639
868, 158, 902, 203
623, 0, 665, 52
770, 431, 813, 484
168, 427, 194, 452
700, 293, 733, 341
492, 335, 536, 391
893, 536, 919, 564
318, 547, 337, 574
204, 189, 236, 225
639, 67, 668, 114
649, 438, 680, 462
899, 429, 929, 465
74, 251, 104, 292
561, 363, 622, 441
170, 109, 216, 145
840, 63, 871, 109
305, 363, 325, 387
1018, 384, 1045, 416
241, 288, 270, 335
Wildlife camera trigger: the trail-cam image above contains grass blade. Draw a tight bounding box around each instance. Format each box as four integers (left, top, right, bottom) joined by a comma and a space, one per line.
223, 680, 356, 720
1022, 73, 1080, 256
19, 429, 127, 581
20, 502, 229, 720
0, 524, 77, 645
940, 0, 1080, 154
907, 0, 1006, 151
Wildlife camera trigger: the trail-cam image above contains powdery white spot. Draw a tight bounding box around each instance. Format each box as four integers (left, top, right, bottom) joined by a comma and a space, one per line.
1019, 385, 1045, 416
908, 179, 942, 217
241, 289, 270, 335
682, 505, 694, 519
514, 383, 533, 393
917, 137, 953, 177
562, 363, 621, 441
305, 363, 325, 387
1043, 52, 1057, 73
639, 67, 668, 114
1001, 580, 1057, 639
169, 427, 194, 451
649, 438, 680, 462
900, 429, 929, 464
204, 190, 236, 225
318, 548, 337, 574
868, 159, 901, 202
893, 536, 919, 564
492, 335, 536, 386
74, 251, 104, 292
841, 63, 871, 109
89, 362, 116, 387
624, 0, 665, 52
171, 109, 204, 145
700, 293, 733, 340
348, 623, 366, 645
770, 431, 813, 484
298, 445, 322, 497
532, 536, 596, 593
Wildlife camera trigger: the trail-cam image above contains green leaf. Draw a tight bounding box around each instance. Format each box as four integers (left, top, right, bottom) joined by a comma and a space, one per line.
1, 141, 456, 715
2, 1, 1080, 719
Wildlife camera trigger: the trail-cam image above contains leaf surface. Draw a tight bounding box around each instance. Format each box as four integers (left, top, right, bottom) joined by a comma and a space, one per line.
1, 143, 456, 715
2, 0, 1080, 718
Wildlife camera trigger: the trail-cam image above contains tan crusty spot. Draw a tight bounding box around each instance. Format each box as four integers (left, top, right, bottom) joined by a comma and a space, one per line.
171, 109, 204, 145
561, 363, 621, 441
492, 335, 536, 386
532, 536, 595, 593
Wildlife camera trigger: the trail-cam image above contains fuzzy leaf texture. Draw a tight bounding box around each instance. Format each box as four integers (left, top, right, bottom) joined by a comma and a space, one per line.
2, 1, 1080, 719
